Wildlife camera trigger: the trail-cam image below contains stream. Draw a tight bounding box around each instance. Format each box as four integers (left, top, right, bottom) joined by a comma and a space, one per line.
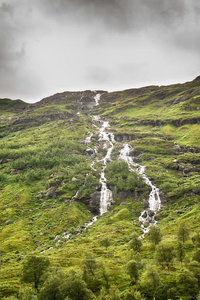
84, 94, 161, 235
119, 143, 161, 237
53, 93, 161, 248
93, 115, 114, 215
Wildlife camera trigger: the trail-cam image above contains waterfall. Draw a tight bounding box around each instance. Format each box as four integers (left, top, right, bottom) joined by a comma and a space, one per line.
119, 143, 161, 237
94, 93, 101, 106
97, 118, 114, 215
92, 94, 115, 215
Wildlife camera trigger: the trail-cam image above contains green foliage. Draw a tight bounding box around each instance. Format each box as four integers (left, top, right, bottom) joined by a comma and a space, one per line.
188, 261, 200, 287
123, 290, 142, 300
100, 237, 111, 251
192, 232, 200, 248
129, 234, 142, 253
193, 249, 200, 263
141, 267, 160, 299
126, 260, 139, 282
19, 286, 38, 300
147, 226, 162, 247
39, 275, 64, 300
105, 161, 146, 195
22, 256, 50, 292
82, 253, 97, 278
156, 244, 175, 274
104, 286, 121, 300
2, 297, 18, 300
176, 243, 185, 267
177, 222, 190, 245
61, 272, 95, 300
176, 269, 198, 298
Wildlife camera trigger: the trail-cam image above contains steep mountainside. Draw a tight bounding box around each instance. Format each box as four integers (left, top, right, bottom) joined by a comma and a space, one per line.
0, 78, 199, 299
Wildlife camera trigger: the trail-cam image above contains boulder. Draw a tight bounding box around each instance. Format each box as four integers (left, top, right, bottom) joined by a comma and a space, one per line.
6, 220, 13, 225
72, 177, 81, 182
45, 186, 57, 198
86, 147, 94, 155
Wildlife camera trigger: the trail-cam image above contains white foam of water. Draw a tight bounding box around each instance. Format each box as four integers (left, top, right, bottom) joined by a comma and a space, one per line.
119, 143, 161, 237
97, 120, 115, 215
94, 93, 101, 106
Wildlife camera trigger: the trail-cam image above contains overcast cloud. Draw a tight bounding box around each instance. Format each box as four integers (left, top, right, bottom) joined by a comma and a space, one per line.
0, 0, 199, 102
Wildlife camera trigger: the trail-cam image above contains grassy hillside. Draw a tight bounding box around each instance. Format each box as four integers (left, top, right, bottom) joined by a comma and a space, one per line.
0, 78, 199, 299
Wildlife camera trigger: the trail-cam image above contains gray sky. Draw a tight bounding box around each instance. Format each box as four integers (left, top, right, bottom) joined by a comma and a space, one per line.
0, 0, 200, 103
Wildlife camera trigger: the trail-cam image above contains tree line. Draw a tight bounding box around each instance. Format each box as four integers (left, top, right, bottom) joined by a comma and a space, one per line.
2, 222, 200, 300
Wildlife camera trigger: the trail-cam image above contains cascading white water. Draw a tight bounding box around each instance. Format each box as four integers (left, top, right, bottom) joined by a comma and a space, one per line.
92, 95, 115, 215
81, 94, 115, 227
94, 93, 101, 106
97, 118, 114, 215
119, 143, 161, 237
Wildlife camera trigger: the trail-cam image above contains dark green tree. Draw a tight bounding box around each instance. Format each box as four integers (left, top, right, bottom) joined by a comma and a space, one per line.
167, 287, 177, 300
106, 286, 121, 300
100, 237, 111, 251
193, 249, 200, 263
127, 260, 139, 283
82, 253, 97, 278
98, 287, 107, 300
192, 232, 200, 248
19, 285, 38, 300
82, 253, 101, 292
39, 275, 64, 300
147, 226, 161, 247
22, 256, 50, 292
62, 272, 94, 300
177, 242, 185, 268
177, 222, 189, 245
101, 265, 110, 289
156, 244, 175, 274
130, 234, 142, 253
123, 289, 142, 300
142, 267, 160, 300
189, 261, 200, 287
177, 269, 198, 299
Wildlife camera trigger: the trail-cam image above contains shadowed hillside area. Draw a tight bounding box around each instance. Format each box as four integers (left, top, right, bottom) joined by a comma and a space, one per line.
0, 78, 199, 299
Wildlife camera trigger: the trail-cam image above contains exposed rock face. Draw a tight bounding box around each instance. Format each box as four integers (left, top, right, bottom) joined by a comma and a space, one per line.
80, 96, 96, 111
10, 111, 73, 126
114, 134, 137, 142
117, 191, 135, 201
77, 191, 101, 215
